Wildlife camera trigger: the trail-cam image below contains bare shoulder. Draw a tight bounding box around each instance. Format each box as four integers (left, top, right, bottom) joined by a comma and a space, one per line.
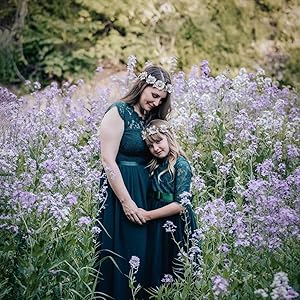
101, 106, 123, 126
100, 106, 124, 139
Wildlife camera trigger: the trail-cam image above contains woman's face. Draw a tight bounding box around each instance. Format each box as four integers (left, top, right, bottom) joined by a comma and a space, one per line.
147, 135, 170, 159
139, 86, 167, 112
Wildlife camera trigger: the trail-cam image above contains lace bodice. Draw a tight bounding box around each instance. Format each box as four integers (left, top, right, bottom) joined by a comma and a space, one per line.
109, 101, 149, 163
151, 156, 192, 203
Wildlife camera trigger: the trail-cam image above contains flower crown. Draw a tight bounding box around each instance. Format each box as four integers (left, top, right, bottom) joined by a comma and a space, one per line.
138, 71, 173, 93
142, 124, 171, 140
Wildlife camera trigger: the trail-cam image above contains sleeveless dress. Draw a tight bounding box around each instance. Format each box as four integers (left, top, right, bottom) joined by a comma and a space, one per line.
145, 156, 198, 288
96, 101, 150, 300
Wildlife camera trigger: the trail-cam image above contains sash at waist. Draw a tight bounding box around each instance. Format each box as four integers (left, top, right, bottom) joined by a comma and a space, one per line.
118, 160, 145, 167
149, 190, 174, 202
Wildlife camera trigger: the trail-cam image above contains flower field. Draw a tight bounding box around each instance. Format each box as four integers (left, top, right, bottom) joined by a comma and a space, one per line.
0, 59, 299, 299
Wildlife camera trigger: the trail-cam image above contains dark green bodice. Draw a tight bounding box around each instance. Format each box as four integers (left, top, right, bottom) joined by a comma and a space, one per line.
111, 101, 150, 164
151, 156, 193, 204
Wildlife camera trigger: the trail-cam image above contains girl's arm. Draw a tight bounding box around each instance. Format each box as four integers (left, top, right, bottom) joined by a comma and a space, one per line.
100, 106, 145, 225
139, 157, 192, 222
139, 202, 184, 221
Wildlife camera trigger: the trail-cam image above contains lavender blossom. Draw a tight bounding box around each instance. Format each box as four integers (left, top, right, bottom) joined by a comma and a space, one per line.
65, 194, 77, 206
163, 220, 177, 233
192, 175, 206, 192
129, 256, 140, 271
211, 275, 229, 298
287, 144, 299, 159
218, 243, 230, 254
179, 191, 192, 206
201, 60, 211, 77
161, 274, 174, 283
256, 159, 274, 177
78, 216, 92, 226
91, 226, 101, 234
270, 272, 299, 300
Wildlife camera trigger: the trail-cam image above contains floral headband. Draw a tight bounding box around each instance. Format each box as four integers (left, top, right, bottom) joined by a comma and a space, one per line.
138, 71, 173, 93
142, 124, 172, 140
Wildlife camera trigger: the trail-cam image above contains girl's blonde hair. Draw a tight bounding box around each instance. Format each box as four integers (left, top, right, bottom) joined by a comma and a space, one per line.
143, 119, 187, 180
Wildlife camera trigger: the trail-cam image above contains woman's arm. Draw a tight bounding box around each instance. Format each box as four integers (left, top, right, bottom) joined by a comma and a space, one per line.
100, 107, 145, 225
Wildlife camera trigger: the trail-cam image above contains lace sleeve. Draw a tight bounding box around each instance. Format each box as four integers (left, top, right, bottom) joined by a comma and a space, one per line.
174, 157, 192, 204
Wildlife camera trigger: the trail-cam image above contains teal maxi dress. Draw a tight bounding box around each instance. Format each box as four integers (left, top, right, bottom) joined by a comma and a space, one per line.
145, 156, 197, 288
96, 101, 150, 300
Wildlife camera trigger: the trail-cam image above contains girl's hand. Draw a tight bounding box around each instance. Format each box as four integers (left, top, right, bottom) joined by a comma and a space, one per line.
137, 208, 152, 222
121, 200, 146, 225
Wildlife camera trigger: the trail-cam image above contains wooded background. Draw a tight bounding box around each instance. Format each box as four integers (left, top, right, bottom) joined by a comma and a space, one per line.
1, 0, 299, 90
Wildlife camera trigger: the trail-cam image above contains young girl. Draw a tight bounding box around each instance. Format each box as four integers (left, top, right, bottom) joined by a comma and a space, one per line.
140, 119, 198, 288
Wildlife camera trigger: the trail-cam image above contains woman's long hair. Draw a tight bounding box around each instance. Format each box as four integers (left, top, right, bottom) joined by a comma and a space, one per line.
121, 65, 172, 121
143, 119, 187, 181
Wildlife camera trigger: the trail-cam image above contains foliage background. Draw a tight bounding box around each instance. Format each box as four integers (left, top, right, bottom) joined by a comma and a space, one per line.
0, 0, 300, 90
1, 1, 300, 298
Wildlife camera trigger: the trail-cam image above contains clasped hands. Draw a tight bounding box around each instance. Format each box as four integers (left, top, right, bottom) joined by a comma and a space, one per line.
121, 200, 151, 225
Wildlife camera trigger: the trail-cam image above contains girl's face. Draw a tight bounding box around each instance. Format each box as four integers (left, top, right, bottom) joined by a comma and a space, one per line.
147, 135, 170, 159
139, 86, 167, 112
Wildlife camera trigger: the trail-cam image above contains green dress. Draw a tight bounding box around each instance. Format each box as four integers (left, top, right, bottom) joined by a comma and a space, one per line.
145, 156, 197, 288
96, 101, 150, 300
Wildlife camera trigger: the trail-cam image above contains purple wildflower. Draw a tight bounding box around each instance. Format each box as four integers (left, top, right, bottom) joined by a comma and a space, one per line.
163, 220, 177, 233
129, 256, 140, 271
192, 175, 206, 191
211, 275, 229, 298
273, 141, 283, 161
161, 274, 174, 283
179, 191, 192, 206
91, 226, 101, 234
256, 159, 274, 177
218, 243, 230, 254
78, 216, 92, 226
287, 144, 299, 159
192, 228, 205, 241
270, 272, 299, 300
201, 60, 211, 77
65, 194, 77, 206
41, 173, 55, 190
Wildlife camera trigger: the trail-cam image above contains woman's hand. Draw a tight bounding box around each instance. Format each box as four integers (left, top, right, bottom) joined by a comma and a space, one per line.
121, 200, 146, 225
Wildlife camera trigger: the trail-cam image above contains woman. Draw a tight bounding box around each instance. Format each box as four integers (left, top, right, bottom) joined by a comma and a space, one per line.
96, 66, 173, 299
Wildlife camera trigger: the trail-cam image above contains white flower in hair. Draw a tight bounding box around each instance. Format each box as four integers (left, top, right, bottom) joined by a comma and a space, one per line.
148, 126, 158, 136
165, 84, 174, 93
159, 124, 169, 133
137, 71, 173, 93
146, 75, 156, 84
153, 80, 165, 90
141, 124, 171, 140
